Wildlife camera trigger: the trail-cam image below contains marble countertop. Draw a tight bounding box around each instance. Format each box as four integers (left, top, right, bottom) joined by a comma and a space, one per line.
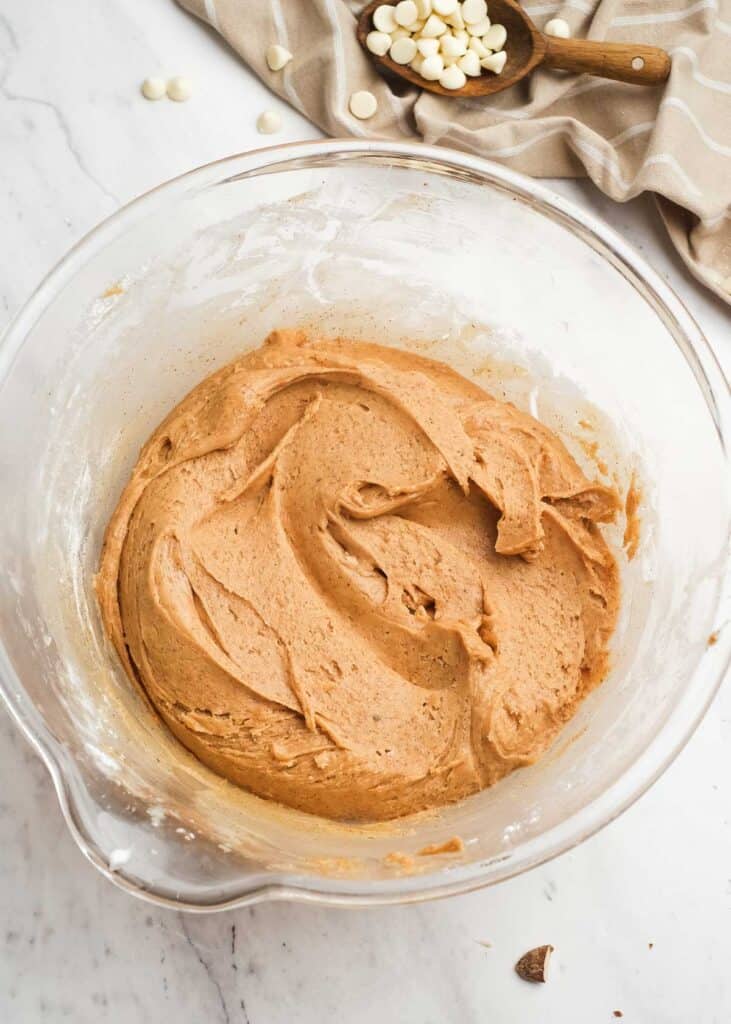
1, 2, 729, 1022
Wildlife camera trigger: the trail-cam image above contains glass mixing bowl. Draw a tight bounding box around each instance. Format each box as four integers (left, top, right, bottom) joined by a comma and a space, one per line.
0, 140, 728, 910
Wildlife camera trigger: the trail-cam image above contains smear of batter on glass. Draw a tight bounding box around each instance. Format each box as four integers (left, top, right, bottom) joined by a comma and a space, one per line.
623, 472, 642, 561
97, 330, 621, 822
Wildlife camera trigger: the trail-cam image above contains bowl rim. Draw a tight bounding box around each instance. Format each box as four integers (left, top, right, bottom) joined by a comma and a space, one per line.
0, 138, 729, 912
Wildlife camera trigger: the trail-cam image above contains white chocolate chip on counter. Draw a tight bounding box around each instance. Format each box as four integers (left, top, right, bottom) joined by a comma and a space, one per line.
545, 17, 571, 37
415, 0, 433, 15
349, 89, 378, 119
482, 23, 507, 50
481, 49, 507, 73
390, 36, 418, 63
141, 77, 166, 101
432, 0, 458, 14
366, 30, 392, 56
256, 109, 282, 134
166, 76, 192, 101
439, 63, 467, 88
462, 0, 487, 24
266, 44, 293, 71
373, 4, 398, 32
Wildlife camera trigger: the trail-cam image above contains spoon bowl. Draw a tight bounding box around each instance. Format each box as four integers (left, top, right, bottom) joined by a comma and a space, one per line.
357, 0, 671, 97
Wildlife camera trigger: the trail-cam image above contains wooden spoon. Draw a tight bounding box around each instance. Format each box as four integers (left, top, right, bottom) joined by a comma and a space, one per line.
357, 0, 671, 98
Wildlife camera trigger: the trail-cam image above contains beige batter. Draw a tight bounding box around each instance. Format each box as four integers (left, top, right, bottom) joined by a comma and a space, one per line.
97, 330, 620, 822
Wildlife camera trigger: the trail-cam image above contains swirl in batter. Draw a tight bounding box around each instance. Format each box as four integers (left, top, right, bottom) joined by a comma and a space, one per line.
97, 331, 620, 821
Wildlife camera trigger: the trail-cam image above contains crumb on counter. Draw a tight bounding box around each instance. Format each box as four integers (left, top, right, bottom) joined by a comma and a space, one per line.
515, 944, 553, 983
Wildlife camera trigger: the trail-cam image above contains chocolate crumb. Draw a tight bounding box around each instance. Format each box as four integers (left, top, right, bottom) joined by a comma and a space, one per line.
648, 942, 654, 950
514, 944, 553, 983
613, 1012, 623, 1019
708, 631, 718, 646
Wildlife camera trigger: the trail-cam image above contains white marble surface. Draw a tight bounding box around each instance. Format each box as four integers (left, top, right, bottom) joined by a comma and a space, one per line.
1, 2, 729, 1022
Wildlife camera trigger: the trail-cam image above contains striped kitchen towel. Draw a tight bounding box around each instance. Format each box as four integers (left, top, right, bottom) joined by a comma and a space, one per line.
179, 0, 731, 306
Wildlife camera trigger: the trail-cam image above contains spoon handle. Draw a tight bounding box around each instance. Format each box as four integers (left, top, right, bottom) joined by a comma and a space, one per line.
543, 37, 671, 85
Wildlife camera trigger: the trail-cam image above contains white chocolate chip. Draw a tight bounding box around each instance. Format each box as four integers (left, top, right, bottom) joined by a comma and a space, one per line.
395, 0, 418, 26
266, 44, 293, 71
439, 63, 467, 88
445, 7, 465, 29
166, 76, 192, 101
441, 32, 467, 57
349, 90, 378, 119
417, 36, 440, 56
373, 4, 398, 32
366, 30, 392, 56
366, 0, 510, 89
458, 50, 482, 76
417, 54, 442, 79
468, 36, 490, 57
545, 17, 571, 37
481, 49, 507, 73
421, 13, 448, 35
390, 36, 418, 63
462, 0, 488, 25
420, 53, 445, 78
482, 23, 507, 50
468, 15, 491, 36
141, 77, 166, 101
256, 109, 282, 133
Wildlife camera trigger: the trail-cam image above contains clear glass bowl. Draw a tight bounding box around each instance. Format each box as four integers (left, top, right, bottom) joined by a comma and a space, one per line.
0, 140, 728, 911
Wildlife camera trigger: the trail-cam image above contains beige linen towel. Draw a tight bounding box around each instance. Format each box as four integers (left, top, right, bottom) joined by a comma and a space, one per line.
179, 0, 731, 305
